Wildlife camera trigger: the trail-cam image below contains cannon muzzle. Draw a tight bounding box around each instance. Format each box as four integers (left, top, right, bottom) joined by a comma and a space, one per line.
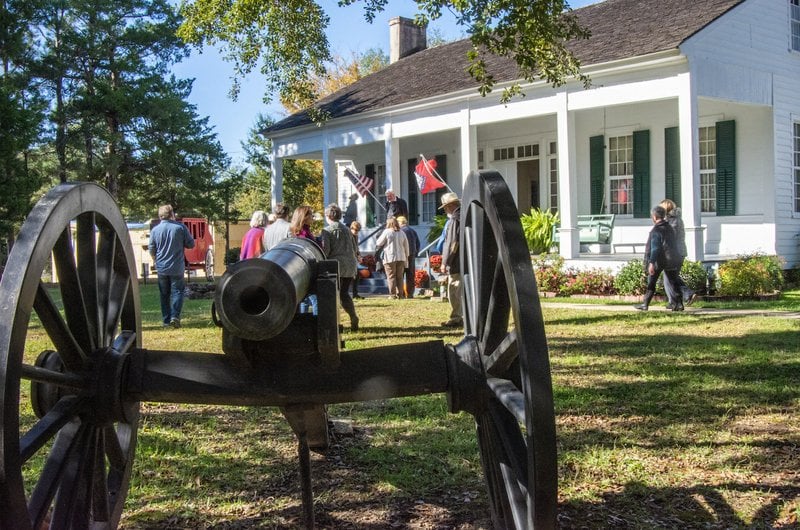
214, 237, 324, 340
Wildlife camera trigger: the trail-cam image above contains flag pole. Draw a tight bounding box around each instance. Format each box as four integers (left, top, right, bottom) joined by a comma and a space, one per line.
419, 154, 455, 194
346, 167, 386, 211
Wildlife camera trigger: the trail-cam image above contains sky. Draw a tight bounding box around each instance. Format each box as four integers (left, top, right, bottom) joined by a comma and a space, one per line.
171, 0, 595, 167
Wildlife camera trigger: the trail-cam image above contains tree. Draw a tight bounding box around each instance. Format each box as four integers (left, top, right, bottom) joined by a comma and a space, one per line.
0, 0, 45, 251
121, 76, 229, 220
233, 113, 273, 217
177, 0, 589, 111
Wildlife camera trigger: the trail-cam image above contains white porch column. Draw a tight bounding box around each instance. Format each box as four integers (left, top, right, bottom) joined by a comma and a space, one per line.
385, 123, 400, 194
677, 71, 705, 262
322, 142, 337, 206
460, 108, 477, 189
556, 93, 580, 258
270, 152, 283, 208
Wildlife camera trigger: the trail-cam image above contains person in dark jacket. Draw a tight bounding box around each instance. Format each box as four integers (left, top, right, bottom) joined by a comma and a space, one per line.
439, 192, 462, 326
659, 199, 696, 308
384, 189, 409, 220
397, 216, 420, 298
320, 203, 359, 331
635, 205, 683, 311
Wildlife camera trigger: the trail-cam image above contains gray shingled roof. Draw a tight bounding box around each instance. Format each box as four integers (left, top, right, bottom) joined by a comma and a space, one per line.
268, 0, 743, 133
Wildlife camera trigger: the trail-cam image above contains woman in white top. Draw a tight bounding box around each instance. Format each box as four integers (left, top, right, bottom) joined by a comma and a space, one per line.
375, 217, 410, 299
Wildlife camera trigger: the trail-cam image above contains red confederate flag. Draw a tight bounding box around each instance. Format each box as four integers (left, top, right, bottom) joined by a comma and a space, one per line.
414, 158, 446, 194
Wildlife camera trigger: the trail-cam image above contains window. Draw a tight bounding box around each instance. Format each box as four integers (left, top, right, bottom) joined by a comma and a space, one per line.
699, 126, 717, 213
608, 135, 633, 214
792, 0, 800, 51
493, 146, 515, 161
478, 149, 484, 170
794, 121, 800, 213
517, 144, 540, 159
547, 141, 558, 213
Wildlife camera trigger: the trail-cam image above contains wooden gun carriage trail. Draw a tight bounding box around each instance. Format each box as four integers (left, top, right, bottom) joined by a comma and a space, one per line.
0, 171, 557, 529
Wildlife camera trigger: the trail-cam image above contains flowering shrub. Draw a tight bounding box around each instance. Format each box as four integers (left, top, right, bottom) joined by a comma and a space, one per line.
429, 254, 442, 269
559, 268, 615, 296
531, 255, 566, 293
414, 269, 430, 288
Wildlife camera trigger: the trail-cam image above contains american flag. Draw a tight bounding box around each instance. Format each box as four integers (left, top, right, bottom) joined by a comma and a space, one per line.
344, 167, 374, 197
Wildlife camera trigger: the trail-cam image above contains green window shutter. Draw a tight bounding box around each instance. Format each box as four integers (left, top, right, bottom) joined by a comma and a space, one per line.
664, 126, 681, 204
633, 130, 651, 218
589, 135, 604, 214
365, 164, 376, 226
716, 120, 736, 216
407, 158, 418, 225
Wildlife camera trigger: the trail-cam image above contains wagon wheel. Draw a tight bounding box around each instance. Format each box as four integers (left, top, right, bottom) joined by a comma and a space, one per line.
0, 182, 141, 529
447, 170, 557, 529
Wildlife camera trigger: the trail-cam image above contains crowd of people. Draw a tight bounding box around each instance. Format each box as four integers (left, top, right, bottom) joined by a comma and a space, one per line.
150, 188, 464, 333
237, 188, 463, 327
150, 186, 694, 336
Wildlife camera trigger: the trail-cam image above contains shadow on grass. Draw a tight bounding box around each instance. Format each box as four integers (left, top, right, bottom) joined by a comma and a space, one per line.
559, 481, 800, 529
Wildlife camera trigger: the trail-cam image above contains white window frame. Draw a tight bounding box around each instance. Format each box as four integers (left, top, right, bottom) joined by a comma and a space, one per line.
547, 140, 558, 213
421, 190, 437, 223
699, 125, 717, 214
793, 120, 800, 214
791, 0, 800, 52
607, 134, 634, 215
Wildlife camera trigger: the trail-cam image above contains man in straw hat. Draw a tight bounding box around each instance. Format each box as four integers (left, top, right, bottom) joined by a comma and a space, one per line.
438, 192, 462, 327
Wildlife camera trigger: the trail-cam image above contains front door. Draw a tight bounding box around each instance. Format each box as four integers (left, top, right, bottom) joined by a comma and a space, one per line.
516, 159, 540, 214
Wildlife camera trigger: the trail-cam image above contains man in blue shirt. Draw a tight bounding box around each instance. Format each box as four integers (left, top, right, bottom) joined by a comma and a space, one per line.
149, 205, 195, 327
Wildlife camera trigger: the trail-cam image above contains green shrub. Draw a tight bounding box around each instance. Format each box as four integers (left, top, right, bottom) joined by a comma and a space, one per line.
520, 208, 559, 254
680, 260, 708, 294
560, 268, 615, 296
614, 259, 646, 296
531, 254, 565, 293
426, 214, 448, 244
225, 247, 241, 266
717, 254, 784, 296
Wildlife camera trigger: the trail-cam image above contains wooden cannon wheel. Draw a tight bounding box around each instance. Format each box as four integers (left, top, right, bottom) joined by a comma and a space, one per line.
447, 170, 558, 529
0, 182, 142, 529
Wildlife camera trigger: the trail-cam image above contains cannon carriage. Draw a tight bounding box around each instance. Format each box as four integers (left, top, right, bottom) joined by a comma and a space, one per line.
0, 170, 557, 529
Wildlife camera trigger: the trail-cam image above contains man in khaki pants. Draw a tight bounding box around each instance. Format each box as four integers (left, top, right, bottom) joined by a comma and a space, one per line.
438, 192, 462, 327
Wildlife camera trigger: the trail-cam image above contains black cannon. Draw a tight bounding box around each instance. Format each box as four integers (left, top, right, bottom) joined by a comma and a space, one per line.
0, 170, 557, 529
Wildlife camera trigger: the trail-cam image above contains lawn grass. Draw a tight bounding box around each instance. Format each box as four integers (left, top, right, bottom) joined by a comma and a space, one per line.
23, 283, 799, 528
540, 288, 800, 311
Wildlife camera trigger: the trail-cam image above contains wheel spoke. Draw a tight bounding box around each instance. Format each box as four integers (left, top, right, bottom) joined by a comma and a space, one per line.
76, 213, 100, 349
104, 267, 130, 346
487, 377, 526, 425
53, 227, 95, 352
27, 420, 82, 528
479, 258, 510, 365
20, 362, 85, 390
20, 396, 88, 464
33, 282, 87, 371
93, 429, 111, 522
49, 423, 94, 529
484, 331, 518, 377
487, 397, 529, 497
96, 221, 117, 346
103, 425, 127, 471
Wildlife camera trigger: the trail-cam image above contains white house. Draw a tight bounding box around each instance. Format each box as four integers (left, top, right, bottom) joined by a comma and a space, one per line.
265, 0, 800, 269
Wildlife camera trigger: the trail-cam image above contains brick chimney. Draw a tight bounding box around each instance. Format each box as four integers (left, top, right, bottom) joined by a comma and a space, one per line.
389, 17, 427, 64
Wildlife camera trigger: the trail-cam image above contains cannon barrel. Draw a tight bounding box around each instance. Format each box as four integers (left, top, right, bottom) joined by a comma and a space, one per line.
214, 237, 325, 340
